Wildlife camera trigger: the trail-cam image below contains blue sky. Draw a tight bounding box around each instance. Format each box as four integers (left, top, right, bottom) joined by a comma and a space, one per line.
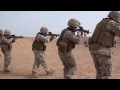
0, 11, 110, 37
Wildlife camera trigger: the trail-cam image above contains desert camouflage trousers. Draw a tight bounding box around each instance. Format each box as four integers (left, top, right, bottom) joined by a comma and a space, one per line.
2, 51, 11, 67
32, 51, 50, 73
58, 50, 76, 79
90, 52, 112, 79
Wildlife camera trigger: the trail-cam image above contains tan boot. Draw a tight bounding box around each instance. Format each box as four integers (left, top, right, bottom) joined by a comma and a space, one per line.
46, 69, 54, 75
3, 67, 11, 73
31, 71, 39, 78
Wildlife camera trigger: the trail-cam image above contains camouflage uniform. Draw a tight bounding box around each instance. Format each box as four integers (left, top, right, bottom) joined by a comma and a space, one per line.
0, 29, 3, 57
84, 35, 89, 47
32, 27, 54, 77
89, 11, 120, 79
0, 29, 3, 43
57, 19, 80, 79
1, 30, 15, 72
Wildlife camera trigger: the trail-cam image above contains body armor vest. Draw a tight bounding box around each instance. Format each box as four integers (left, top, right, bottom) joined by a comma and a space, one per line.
57, 28, 76, 52
32, 33, 46, 51
90, 18, 115, 48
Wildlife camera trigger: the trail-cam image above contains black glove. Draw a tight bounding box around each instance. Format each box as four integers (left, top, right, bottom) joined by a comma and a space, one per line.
12, 38, 16, 43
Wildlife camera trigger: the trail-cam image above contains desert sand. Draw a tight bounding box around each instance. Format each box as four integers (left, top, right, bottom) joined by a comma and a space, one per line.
0, 37, 120, 79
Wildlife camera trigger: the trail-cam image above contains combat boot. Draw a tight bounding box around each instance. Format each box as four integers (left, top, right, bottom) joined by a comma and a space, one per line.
46, 69, 54, 75
31, 71, 39, 78
3, 67, 11, 73
102, 76, 111, 79
64, 76, 71, 79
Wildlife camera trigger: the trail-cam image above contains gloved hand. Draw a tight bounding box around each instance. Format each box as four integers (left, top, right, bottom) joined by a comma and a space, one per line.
44, 42, 48, 46
76, 32, 81, 38
12, 38, 16, 43
9, 38, 14, 42
46, 36, 50, 42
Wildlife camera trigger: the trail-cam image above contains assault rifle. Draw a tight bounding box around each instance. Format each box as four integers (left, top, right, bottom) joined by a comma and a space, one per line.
3, 34, 24, 39
38, 32, 60, 42
76, 26, 91, 34
48, 32, 60, 42
48, 32, 60, 37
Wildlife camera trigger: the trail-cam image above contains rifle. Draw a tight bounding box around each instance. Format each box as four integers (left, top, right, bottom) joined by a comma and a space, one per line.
48, 32, 60, 37
76, 26, 91, 34
48, 32, 60, 42
3, 34, 24, 39
0, 34, 2, 38
38, 32, 59, 42
43, 32, 59, 42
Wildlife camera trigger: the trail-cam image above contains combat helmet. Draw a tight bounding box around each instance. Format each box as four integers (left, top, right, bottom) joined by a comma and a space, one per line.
4, 30, 11, 35
68, 18, 80, 28
0, 29, 3, 35
40, 27, 48, 34
108, 11, 120, 22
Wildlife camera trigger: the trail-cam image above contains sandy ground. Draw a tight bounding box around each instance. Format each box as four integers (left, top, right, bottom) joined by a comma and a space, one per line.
0, 37, 120, 79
